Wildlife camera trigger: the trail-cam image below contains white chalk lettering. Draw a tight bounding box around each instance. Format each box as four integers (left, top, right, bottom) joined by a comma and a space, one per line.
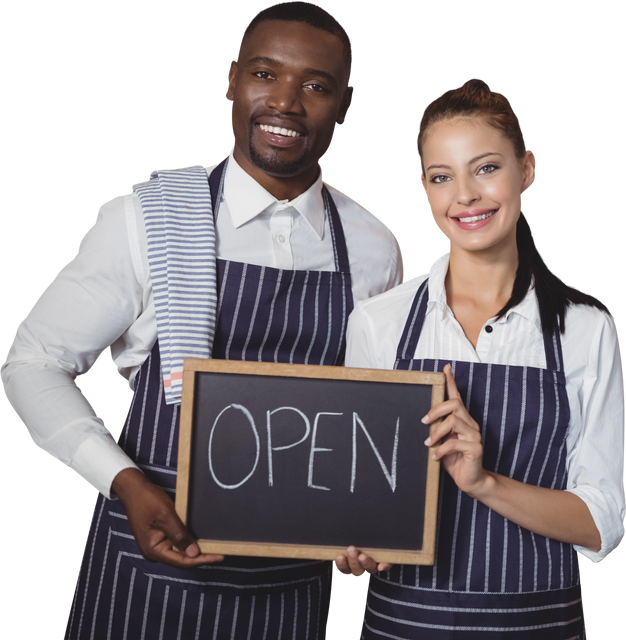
266, 406, 311, 487
208, 404, 260, 489
351, 413, 399, 493
308, 412, 342, 491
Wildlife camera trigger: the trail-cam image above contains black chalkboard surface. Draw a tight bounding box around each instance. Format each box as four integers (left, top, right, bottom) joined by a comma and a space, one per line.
176, 360, 444, 565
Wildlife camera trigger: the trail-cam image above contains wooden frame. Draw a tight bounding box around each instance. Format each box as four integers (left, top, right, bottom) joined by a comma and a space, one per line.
176, 359, 444, 565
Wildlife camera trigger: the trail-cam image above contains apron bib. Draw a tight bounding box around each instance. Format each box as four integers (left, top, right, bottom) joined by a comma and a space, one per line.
66, 160, 353, 640
363, 279, 585, 640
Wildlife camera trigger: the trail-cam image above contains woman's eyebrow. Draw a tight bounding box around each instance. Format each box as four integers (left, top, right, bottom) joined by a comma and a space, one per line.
426, 152, 504, 172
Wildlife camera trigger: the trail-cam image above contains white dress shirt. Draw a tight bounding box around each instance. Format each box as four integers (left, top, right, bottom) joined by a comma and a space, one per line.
346, 254, 624, 563
2, 154, 402, 498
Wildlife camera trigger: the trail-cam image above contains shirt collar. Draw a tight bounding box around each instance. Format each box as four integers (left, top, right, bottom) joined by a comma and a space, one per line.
427, 253, 542, 330
427, 254, 451, 317
222, 152, 326, 239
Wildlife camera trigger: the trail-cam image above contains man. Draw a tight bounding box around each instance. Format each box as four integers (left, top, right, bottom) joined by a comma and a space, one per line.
3, 3, 401, 638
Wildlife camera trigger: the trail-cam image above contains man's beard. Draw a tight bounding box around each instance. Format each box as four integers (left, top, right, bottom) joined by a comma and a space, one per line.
248, 131, 311, 177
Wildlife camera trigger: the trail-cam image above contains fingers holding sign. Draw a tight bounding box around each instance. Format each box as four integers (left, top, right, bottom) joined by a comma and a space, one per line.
335, 547, 393, 576
334, 365, 487, 577
422, 364, 488, 497
112, 468, 224, 569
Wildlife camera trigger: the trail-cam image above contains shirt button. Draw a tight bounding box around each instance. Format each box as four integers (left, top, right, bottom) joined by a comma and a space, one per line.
485, 325, 493, 334
277, 234, 286, 244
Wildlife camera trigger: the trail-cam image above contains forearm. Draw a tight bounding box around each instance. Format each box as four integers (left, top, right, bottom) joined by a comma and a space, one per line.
3, 358, 138, 496
471, 471, 601, 552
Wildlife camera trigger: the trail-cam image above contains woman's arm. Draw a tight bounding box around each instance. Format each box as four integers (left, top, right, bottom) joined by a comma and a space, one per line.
427, 308, 625, 557
464, 473, 600, 549
336, 361, 602, 575
562, 306, 625, 561
425, 365, 601, 550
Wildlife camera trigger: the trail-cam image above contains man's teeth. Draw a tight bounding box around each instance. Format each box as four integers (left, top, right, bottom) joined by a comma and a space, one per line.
458, 210, 495, 223
258, 124, 301, 137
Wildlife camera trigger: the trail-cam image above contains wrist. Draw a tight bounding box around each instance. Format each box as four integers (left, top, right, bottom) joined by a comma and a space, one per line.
466, 470, 497, 502
111, 467, 148, 502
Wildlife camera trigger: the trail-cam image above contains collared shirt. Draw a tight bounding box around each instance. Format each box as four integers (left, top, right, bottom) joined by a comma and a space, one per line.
2, 154, 402, 498
346, 254, 624, 563
218, 155, 328, 268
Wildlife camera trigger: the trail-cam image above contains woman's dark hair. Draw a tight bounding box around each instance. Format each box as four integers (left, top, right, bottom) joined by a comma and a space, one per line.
418, 79, 608, 334
243, 2, 351, 69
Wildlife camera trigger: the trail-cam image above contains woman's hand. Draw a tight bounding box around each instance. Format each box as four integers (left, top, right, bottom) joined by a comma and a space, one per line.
335, 547, 393, 576
335, 366, 485, 577
424, 366, 601, 551
423, 364, 488, 497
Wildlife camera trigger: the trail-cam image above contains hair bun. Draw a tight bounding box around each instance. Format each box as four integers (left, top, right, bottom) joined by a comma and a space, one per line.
417, 78, 525, 160
461, 76, 493, 89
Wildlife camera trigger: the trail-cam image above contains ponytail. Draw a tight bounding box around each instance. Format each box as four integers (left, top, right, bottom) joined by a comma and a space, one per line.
496, 213, 609, 334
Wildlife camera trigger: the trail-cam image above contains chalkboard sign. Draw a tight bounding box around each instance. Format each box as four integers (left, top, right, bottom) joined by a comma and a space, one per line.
176, 360, 444, 565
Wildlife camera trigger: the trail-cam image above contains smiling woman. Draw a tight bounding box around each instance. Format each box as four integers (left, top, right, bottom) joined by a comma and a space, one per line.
420, 118, 533, 331
339, 79, 624, 639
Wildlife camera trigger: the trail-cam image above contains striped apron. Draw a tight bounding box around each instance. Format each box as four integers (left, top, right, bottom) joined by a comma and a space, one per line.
66, 160, 354, 640
362, 280, 585, 640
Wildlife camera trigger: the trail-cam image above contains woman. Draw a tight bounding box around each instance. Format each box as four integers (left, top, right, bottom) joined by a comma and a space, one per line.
336, 80, 624, 639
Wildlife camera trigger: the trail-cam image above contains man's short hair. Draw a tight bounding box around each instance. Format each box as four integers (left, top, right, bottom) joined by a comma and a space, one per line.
242, 2, 352, 68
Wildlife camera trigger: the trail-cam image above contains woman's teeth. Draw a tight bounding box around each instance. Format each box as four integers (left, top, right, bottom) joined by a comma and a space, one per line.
458, 210, 496, 223
258, 124, 301, 137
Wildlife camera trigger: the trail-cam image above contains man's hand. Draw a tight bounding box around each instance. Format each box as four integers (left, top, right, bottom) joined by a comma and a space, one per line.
111, 468, 224, 569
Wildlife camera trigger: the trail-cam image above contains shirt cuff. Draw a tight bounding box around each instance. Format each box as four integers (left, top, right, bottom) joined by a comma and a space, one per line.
567, 487, 625, 562
71, 433, 140, 498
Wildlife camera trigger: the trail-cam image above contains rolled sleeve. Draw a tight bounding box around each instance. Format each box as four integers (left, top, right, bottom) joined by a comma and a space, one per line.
564, 308, 625, 561
2, 196, 145, 496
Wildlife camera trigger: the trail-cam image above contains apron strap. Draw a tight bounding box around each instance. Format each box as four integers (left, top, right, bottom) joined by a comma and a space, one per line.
542, 328, 565, 373
395, 279, 429, 364
322, 186, 350, 274
208, 157, 229, 216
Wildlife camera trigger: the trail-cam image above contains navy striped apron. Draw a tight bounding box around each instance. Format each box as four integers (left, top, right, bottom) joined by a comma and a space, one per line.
66, 160, 353, 640
362, 280, 585, 640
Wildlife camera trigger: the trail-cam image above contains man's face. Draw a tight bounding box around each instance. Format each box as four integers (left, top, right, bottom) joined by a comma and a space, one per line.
227, 20, 352, 185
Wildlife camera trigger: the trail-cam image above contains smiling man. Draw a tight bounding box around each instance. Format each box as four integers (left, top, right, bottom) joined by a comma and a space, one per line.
228, 13, 352, 199
2, 2, 401, 639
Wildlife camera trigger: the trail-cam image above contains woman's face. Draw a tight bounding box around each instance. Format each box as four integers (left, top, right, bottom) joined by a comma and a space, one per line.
421, 117, 535, 257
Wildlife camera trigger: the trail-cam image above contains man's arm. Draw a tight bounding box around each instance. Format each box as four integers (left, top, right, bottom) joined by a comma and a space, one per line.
2, 195, 146, 494
3, 195, 224, 567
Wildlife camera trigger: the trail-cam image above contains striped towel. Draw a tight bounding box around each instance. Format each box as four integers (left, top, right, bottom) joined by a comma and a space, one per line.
134, 165, 217, 404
